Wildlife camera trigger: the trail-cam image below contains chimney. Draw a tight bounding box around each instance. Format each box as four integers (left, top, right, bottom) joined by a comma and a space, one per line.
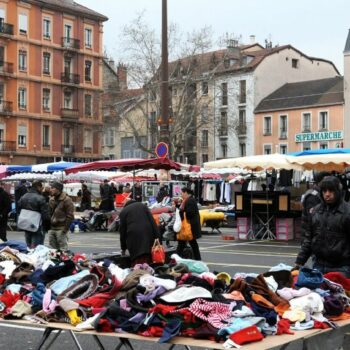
249, 35, 256, 44
117, 63, 127, 90
227, 39, 240, 56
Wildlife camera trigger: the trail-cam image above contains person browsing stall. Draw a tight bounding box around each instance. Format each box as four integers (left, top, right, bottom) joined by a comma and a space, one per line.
176, 187, 202, 261
48, 182, 74, 251
295, 176, 350, 277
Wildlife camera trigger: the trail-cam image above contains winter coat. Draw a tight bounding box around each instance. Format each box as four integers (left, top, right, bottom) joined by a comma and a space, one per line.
119, 200, 159, 261
0, 188, 11, 232
296, 190, 350, 268
180, 196, 202, 239
18, 188, 51, 231
49, 192, 74, 232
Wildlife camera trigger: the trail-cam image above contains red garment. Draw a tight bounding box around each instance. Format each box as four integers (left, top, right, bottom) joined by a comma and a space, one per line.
149, 304, 178, 316
276, 319, 294, 335
0, 274, 5, 285
313, 320, 330, 329
96, 318, 114, 332
229, 325, 264, 345
324, 272, 350, 291
139, 326, 163, 337
0, 290, 21, 310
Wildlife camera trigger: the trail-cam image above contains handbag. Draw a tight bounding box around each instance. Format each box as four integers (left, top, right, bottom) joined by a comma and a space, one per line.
151, 239, 165, 264
17, 209, 42, 232
176, 214, 193, 241
173, 208, 182, 233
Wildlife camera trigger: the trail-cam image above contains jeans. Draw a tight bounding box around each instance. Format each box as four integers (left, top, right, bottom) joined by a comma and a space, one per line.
25, 229, 44, 249
313, 262, 350, 278
48, 229, 68, 251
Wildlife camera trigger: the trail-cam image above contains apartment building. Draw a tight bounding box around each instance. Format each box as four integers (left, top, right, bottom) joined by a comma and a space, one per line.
0, 0, 107, 164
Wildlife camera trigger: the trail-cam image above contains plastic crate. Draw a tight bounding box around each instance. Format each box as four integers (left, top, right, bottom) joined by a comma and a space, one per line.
276, 218, 294, 240
237, 217, 250, 239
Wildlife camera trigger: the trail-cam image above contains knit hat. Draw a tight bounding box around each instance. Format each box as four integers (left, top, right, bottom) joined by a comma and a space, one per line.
57, 274, 98, 301
51, 181, 63, 192
160, 286, 212, 303
229, 325, 263, 345
323, 295, 345, 316
295, 267, 324, 290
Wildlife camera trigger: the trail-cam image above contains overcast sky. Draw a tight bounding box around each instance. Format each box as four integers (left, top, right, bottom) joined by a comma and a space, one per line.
77, 0, 349, 74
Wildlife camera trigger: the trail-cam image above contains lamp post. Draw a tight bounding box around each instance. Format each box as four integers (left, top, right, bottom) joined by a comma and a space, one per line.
159, 0, 170, 153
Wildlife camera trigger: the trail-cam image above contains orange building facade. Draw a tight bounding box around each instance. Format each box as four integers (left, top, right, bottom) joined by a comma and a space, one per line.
254, 77, 344, 154
0, 0, 107, 164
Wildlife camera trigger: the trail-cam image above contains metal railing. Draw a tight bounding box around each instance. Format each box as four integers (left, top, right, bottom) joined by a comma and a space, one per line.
0, 100, 13, 114
0, 141, 16, 152
0, 61, 14, 74
0, 23, 14, 36
237, 123, 247, 135
61, 37, 80, 50
61, 73, 80, 84
61, 108, 79, 119
61, 145, 75, 154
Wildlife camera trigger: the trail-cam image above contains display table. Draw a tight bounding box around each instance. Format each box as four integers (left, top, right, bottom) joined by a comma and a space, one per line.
1, 318, 350, 350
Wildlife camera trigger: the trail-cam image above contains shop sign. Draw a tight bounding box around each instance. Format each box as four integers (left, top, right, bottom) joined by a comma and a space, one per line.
295, 130, 343, 143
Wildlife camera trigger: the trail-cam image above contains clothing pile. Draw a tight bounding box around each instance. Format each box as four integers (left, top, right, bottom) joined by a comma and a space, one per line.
0, 243, 350, 348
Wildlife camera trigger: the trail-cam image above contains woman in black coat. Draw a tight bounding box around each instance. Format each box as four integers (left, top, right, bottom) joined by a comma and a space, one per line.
119, 199, 159, 266
176, 187, 202, 260
0, 186, 11, 242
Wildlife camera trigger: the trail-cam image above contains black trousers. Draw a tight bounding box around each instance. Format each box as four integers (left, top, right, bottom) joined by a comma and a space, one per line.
177, 239, 201, 260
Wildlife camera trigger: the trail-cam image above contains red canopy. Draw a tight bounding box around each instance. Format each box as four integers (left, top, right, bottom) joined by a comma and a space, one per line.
64, 158, 182, 174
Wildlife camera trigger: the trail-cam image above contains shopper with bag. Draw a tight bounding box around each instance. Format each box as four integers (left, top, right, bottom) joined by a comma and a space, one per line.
17, 180, 51, 248
176, 187, 202, 260
119, 199, 159, 266
0, 185, 11, 242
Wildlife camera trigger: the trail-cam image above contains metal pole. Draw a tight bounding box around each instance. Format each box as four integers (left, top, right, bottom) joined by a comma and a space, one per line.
160, 0, 170, 149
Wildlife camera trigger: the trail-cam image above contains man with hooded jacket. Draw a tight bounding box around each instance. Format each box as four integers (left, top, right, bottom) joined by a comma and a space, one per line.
295, 176, 350, 277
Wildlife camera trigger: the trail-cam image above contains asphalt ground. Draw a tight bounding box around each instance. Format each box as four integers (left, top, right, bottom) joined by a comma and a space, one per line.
0, 228, 306, 349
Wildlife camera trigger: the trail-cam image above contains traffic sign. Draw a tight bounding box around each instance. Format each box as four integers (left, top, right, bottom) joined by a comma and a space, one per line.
155, 142, 169, 158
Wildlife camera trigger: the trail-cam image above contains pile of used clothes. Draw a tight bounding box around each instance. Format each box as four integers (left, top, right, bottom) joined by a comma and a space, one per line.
0, 242, 350, 348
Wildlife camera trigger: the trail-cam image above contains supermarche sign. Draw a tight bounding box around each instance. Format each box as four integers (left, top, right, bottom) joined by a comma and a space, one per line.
295, 130, 343, 143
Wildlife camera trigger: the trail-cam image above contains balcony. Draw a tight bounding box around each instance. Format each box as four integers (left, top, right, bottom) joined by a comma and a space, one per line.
0, 100, 13, 115
61, 73, 80, 85
61, 145, 75, 154
237, 123, 247, 135
0, 141, 16, 152
0, 61, 14, 76
61, 37, 80, 50
0, 22, 14, 36
61, 108, 79, 120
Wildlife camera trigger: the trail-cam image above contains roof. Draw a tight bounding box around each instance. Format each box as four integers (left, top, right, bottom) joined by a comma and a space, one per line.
345, 29, 350, 53
29, 0, 108, 21
255, 76, 344, 113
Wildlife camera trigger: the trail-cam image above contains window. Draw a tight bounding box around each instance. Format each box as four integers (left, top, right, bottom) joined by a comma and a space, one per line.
263, 116, 271, 135
279, 115, 288, 138
19, 14, 28, 34
319, 111, 328, 130
64, 24, 71, 40
292, 59, 299, 68
200, 105, 209, 123
221, 144, 227, 158
43, 52, 50, 74
19, 50, 27, 71
303, 142, 311, 151
85, 60, 92, 82
280, 144, 288, 154
63, 91, 72, 109
42, 125, 50, 147
201, 81, 208, 95
221, 82, 228, 106
220, 111, 228, 136
18, 87, 26, 109
202, 154, 208, 164
239, 108, 246, 125
150, 111, 157, 125
85, 28, 92, 48
18, 125, 27, 147
64, 58, 71, 75
63, 128, 71, 146
42, 88, 50, 111
302, 113, 311, 132
201, 130, 208, 147
43, 18, 51, 39
84, 129, 92, 150
84, 94, 92, 116
0, 123, 4, 144
239, 80, 246, 103
320, 141, 328, 149
240, 143, 246, 157
104, 128, 115, 146
264, 144, 272, 154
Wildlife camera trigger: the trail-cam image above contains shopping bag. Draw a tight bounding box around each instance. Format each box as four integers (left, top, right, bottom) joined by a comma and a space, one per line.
152, 239, 165, 264
176, 214, 193, 241
173, 208, 182, 233
17, 209, 42, 232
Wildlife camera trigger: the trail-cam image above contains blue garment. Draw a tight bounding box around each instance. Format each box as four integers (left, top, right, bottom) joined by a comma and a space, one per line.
50, 270, 89, 295
0, 240, 28, 253
31, 283, 46, 307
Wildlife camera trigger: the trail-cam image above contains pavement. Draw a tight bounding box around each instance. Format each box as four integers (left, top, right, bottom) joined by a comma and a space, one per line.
0, 227, 306, 349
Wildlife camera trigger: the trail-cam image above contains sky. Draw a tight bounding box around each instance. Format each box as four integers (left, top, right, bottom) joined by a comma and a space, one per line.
76, 0, 350, 74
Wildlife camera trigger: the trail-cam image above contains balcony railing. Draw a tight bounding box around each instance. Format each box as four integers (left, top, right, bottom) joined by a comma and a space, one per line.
237, 123, 247, 135
219, 128, 228, 137
0, 100, 13, 114
0, 22, 14, 36
0, 141, 16, 152
61, 145, 75, 154
61, 108, 79, 120
0, 61, 14, 75
61, 37, 80, 50
61, 73, 80, 85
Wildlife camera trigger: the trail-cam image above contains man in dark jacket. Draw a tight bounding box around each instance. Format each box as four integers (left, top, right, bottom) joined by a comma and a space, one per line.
0, 185, 11, 242
14, 179, 27, 219
295, 176, 350, 277
99, 180, 114, 211
119, 199, 159, 266
176, 187, 202, 260
18, 180, 51, 248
